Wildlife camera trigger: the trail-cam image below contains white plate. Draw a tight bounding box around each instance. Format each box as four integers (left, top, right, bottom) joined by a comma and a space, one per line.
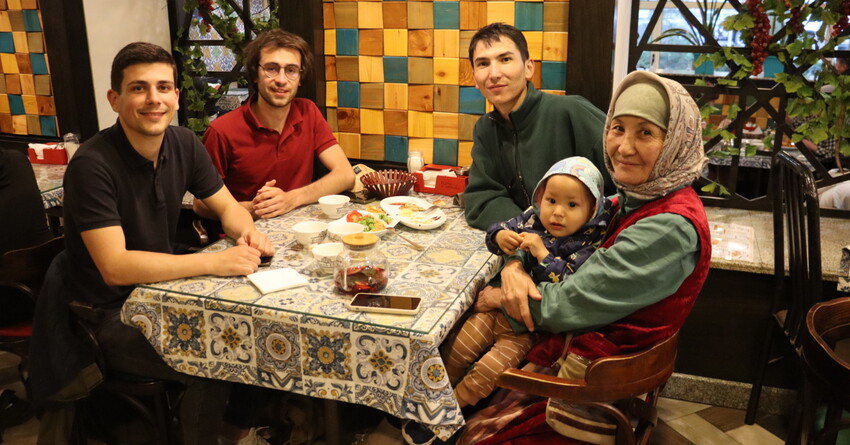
336, 210, 398, 236
380, 197, 447, 230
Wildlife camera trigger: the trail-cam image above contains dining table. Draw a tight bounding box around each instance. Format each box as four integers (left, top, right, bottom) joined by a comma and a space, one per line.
119, 193, 502, 441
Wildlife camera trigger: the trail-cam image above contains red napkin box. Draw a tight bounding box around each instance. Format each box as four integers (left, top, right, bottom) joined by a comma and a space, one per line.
413, 164, 469, 196
28, 143, 67, 165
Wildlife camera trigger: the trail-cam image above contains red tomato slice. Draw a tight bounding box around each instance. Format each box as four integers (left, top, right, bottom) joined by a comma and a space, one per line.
346, 210, 363, 223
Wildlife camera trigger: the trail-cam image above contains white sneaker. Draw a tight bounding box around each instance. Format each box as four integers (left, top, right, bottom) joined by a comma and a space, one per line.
236, 427, 271, 445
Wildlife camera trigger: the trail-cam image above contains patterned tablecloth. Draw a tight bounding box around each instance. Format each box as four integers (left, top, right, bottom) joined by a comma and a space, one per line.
840, 245, 850, 293
32, 163, 66, 209
121, 194, 501, 439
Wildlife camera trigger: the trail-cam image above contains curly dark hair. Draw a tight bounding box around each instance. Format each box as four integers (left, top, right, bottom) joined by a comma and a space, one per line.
468, 23, 530, 65
243, 29, 313, 94
110, 42, 176, 92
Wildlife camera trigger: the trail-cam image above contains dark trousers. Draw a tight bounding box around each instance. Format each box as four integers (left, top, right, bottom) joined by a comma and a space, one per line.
97, 309, 231, 445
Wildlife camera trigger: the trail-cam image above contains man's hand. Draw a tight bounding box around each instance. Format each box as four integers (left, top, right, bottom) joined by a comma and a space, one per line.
496, 230, 523, 255
500, 260, 541, 332
238, 229, 275, 256
253, 179, 300, 218
210, 244, 262, 276
518, 232, 548, 263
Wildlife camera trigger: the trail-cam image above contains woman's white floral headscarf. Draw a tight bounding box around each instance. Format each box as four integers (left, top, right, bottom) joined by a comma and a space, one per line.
603, 70, 708, 200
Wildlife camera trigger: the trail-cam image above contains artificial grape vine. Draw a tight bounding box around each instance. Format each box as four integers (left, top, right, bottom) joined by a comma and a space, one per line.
832, 0, 850, 37
745, 0, 771, 75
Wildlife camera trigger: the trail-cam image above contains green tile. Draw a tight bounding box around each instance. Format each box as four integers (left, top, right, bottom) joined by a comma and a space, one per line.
515, 3, 543, 31
40, 116, 56, 136
541, 61, 567, 90
434, 139, 458, 166
459, 87, 485, 114
336, 29, 358, 56
434, 2, 460, 30
338, 81, 360, 108
383, 57, 408, 83
385, 135, 409, 163
0, 33, 14, 53
8, 94, 23, 114
22, 10, 41, 32
30, 53, 47, 75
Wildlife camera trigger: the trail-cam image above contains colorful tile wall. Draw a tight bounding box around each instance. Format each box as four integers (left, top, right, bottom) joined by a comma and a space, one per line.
0, 1, 55, 136
323, 0, 570, 166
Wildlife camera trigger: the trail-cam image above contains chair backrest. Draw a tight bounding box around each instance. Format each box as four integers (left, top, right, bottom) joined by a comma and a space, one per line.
496, 333, 679, 403
771, 151, 822, 346
0, 236, 64, 297
803, 298, 850, 398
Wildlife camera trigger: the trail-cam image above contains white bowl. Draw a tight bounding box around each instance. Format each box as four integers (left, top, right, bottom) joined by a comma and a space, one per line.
327, 221, 365, 241
318, 194, 351, 218
292, 221, 328, 247
311, 242, 343, 275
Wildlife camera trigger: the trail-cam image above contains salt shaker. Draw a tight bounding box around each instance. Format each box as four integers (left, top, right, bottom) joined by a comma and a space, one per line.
63, 133, 80, 159
407, 150, 424, 173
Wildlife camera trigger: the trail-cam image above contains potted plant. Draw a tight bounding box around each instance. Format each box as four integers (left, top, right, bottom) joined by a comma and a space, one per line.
653, 0, 730, 74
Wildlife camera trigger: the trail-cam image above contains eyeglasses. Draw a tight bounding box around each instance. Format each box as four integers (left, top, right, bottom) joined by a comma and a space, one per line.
259, 63, 303, 81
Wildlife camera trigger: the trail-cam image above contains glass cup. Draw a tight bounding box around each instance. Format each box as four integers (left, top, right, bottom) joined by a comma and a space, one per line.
407, 150, 424, 173
63, 133, 80, 159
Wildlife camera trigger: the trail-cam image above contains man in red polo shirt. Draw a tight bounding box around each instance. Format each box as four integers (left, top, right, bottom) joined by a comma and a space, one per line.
194, 30, 354, 219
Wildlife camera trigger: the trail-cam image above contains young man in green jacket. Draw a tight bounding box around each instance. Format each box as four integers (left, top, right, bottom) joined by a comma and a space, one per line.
463, 23, 613, 230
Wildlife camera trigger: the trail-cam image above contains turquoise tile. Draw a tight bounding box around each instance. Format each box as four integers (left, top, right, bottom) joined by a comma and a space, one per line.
22, 10, 41, 32
459, 87, 485, 114
383, 57, 408, 83
434, 2, 460, 30
434, 139, 458, 166
0, 33, 14, 53
515, 3, 543, 31
30, 53, 48, 75
541, 61, 567, 91
385, 136, 409, 163
40, 116, 57, 137
8, 95, 24, 115
336, 29, 358, 56
338, 81, 360, 108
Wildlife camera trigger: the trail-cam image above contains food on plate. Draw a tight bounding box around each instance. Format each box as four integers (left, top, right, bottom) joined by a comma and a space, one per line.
345, 210, 391, 232
365, 205, 386, 214
432, 198, 449, 208
388, 202, 425, 212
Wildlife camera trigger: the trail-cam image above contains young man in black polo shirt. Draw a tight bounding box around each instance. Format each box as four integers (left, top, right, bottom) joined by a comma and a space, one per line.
31, 42, 274, 445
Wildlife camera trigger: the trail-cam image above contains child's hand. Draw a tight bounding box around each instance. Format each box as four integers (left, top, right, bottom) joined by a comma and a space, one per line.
496, 230, 523, 255
519, 233, 548, 263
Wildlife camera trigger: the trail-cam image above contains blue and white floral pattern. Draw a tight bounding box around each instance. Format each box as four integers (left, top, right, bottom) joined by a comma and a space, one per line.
122, 195, 501, 440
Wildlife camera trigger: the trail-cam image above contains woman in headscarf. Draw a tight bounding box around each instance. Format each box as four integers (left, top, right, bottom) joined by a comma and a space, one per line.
457, 70, 712, 445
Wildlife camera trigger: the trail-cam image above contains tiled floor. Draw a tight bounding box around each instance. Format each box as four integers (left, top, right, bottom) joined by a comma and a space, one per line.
0, 351, 789, 445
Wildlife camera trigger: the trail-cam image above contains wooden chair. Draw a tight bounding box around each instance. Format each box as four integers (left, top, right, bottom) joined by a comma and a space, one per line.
797, 297, 850, 445
746, 151, 822, 424
0, 236, 65, 391
496, 333, 679, 445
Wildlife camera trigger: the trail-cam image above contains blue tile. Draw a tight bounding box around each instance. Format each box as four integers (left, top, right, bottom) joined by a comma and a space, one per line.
433, 2, 460, 30
0, 33, 14, 53
541, 61, 567, 91
383, 57, 408, 83
434, 139, 458, 166
337, 81, 360, 108
336, 29, 359, 56
385, 136, 409, 163
40, 116, 57, 137
8, 95, 24, 115
30, 53, 48, 75
459, 87, 485, 114
515, 3, 544, 31
22, 10, 41, 32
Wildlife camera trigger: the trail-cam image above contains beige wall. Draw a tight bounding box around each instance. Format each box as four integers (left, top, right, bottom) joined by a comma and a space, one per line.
82, 0, 172, 129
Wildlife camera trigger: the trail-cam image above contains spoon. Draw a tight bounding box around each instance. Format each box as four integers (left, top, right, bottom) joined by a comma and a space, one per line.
387, 227, 424, 251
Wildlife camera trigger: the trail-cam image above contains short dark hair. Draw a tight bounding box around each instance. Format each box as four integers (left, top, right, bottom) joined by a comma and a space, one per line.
243, 30, 313, 94
468, 23, 530, 65
110, 42, 177, 92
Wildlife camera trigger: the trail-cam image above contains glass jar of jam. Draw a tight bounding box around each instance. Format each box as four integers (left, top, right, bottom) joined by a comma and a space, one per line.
334, 233, 389, 294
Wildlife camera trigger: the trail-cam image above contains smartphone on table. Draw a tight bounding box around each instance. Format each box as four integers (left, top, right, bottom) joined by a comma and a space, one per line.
348, 293, 422, 315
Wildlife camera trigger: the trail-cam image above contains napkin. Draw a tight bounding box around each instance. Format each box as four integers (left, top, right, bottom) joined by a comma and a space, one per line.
421, 169, 457, 188
28, 143, 60, 160
247, 268, 309, 294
